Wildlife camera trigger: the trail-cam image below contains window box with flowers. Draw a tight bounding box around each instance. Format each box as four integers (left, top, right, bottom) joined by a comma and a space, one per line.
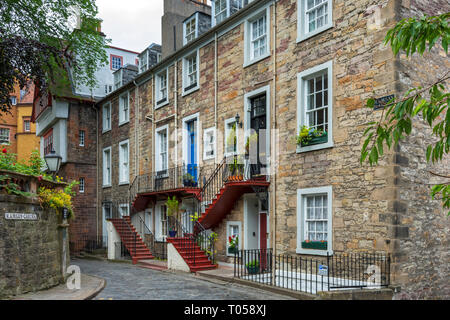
301, 240, 328, 250
297, 125, 328, 147
228, 235, 239, 254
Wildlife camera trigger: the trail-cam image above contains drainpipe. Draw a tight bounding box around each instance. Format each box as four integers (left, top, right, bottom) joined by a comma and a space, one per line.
174, 60, 178, 177
133, 80, 139, 179
91, 104, 99, 239
214, 32, 218, 164
271, 0, 277, 287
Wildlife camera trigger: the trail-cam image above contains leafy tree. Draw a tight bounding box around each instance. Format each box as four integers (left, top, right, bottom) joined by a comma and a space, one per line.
360, 12, 450, 215
0, 0, 109, 114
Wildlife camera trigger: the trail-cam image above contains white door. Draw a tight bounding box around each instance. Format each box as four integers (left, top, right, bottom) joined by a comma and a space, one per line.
155, 203, 168, 241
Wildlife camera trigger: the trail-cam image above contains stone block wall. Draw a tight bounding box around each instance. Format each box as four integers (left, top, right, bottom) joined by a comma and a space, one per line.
0, 194, 68, 299
388, 0, 450, 299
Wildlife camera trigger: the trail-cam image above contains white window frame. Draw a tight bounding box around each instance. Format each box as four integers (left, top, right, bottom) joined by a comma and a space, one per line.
182, 50, 200, 96
10, 96, 17, 105
226, 221, 242, 257
102, 146, 112, 188
155, 125, 169, 174
79, 130, 85, 147
119, 92, 130, 125
296, 186, 333, 256
139, 50, 149, 74
155, 69, 169, 108
24, 119, 31, 132
102, 102, 111, 133
118, 139, 129, 185
79, 177, 85, 193
0, 128, 10, 144
297, 60, 333, 153
224, 117, 238, 157
244, 6, 270, 67
203, 127, 216, 161
297, 0, 333, 43
183, 13, 198, 45
119, 203, 129, 217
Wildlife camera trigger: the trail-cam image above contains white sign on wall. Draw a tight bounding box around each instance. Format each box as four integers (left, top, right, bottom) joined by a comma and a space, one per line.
5, 213, 38, 220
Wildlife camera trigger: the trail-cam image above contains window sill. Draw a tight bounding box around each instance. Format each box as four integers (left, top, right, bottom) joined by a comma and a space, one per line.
102, 184, 112, 189
155, 99, 169, 109
296, 248, 333, 256
182, 84, 199, 97
102, 128, 111, 134
243, 52, 271, 68
119, 181, 129, 186
296, 25, 333, 44
203, 155, 215, 161
296, 141, 333, 154
118, 120, 129, 127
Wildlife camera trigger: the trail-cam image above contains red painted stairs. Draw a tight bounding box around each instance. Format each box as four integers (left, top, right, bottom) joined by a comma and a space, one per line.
110, 216, 154, 264
166, 236, 217, 272
198, 180, 269, 230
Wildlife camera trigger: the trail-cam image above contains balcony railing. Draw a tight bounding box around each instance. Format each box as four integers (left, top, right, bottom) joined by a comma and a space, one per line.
130, 165, 202, 199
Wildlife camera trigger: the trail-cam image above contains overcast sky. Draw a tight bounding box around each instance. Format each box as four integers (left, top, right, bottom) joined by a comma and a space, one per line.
96, 0, 211, 53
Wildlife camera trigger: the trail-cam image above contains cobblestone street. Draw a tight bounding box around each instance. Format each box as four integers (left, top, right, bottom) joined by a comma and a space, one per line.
73, 259, 294, 300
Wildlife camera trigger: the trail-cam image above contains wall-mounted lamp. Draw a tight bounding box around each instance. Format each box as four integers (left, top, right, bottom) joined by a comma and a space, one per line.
235, 113, 242, 128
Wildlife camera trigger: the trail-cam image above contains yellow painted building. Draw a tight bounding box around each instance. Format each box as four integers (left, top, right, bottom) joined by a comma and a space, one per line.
0, 83, 40, 163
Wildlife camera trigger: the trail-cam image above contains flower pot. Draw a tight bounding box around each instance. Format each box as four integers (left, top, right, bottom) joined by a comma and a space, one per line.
168, 230, 177, 237
301, 132, 328, 147
246, 266, 259, 275
301, 241, 327, 250
228, 247, 238, 254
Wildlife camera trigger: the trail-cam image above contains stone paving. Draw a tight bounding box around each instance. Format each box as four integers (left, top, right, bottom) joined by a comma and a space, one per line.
72, 258, 295, 300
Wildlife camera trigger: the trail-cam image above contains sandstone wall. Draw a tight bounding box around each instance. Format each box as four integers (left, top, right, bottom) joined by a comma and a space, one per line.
0, 194, 68, 298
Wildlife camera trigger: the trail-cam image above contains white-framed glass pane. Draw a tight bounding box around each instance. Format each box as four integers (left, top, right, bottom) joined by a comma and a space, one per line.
305, 0, 329, 33
304, 71, 328, 133
0, 128, 10, 144
304, 194, 328, 241
215, 0, 227, 24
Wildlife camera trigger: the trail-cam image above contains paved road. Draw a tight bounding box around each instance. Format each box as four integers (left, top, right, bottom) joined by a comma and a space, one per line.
73, 259, 294, 300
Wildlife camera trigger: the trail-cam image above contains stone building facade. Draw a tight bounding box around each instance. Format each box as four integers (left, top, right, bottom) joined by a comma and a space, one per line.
96, 0, 449, 298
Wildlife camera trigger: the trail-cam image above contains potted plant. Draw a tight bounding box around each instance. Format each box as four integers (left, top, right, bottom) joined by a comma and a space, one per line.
228, 235, 239, 254
297, 125, 328, 147
246, 260, 260, 274
183, 172, 195, 187
301, 240, 328, 250
166, 196, 179, 237
227, 156, 244, 181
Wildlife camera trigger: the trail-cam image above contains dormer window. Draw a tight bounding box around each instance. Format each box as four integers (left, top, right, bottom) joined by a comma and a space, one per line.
139, 51, 149, 73
214, 0, 227, 25
212, 0, 244, 26
184, 14, 197, 45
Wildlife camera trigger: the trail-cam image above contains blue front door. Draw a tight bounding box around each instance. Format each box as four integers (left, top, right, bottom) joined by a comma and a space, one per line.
187, 120, 197, 183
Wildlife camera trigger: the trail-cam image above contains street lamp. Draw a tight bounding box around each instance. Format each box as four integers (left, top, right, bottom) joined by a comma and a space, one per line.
44, 150, 62, 180
235, 113, 242, 128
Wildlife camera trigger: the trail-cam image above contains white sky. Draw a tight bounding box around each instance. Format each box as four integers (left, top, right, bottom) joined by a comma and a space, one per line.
96, 0, 164, 53
96, 0, 212, 53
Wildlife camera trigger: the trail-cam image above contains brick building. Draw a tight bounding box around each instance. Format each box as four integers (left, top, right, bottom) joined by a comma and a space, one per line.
95, 0, 448, 298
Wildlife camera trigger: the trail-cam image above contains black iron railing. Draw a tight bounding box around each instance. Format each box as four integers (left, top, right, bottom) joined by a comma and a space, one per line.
168, 216, 216, 265
136, 214, 167, 260
234, 249, 391, 295
198, 155, 268, 214
105, 200, 137, 257
132, 165, 202, 197
69, 235, 108, 257
114, 241, 131, 260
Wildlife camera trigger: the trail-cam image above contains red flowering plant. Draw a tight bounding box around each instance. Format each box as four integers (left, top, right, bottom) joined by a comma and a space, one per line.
228, 235, 239, 249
